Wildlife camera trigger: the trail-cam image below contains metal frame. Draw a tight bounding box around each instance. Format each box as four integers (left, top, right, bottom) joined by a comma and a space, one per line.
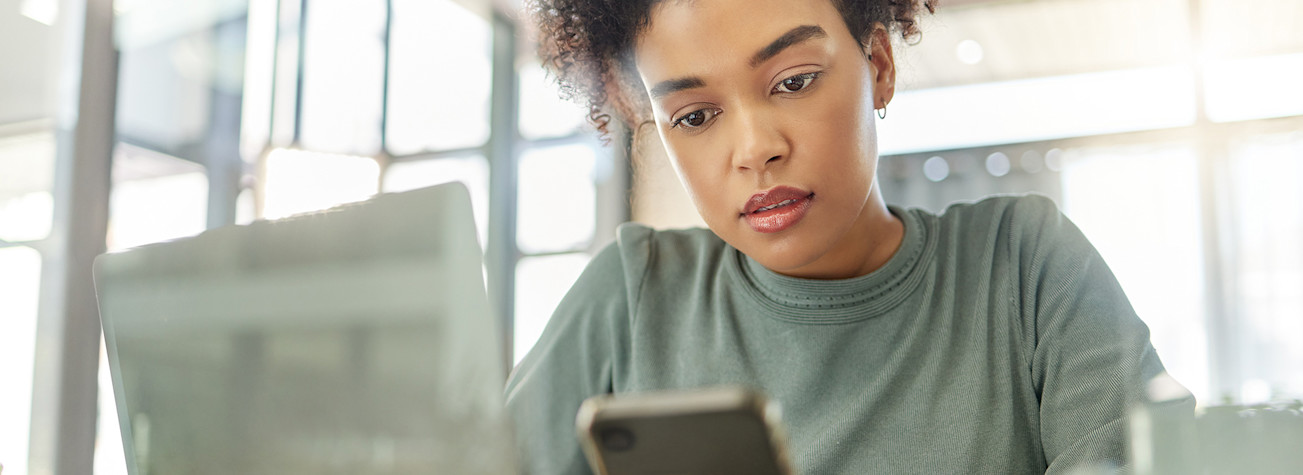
26, 0, 117, 474
486, 9, 522, 372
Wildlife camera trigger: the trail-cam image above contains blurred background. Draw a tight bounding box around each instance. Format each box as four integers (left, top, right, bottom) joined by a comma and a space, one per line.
1, 0, 1300, 473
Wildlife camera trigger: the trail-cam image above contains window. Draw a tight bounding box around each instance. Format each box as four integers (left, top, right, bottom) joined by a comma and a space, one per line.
0, 132, 55, 243
107, 145, 209, 251
260, 148, 379, 220
298, 0, 385, 155
516, 144, 597, 253
33, 0, 625, 472
508, 49, 625, 364
514, 254, 591, 361
0, 129, 54, 475
1225, 132, 1303, 401
0, 246, 42, 475
518, 61, 587, 141
385, 0, 492, 154
237, 0, 625, 367
878, 68, 1197, 155
512, 143, 602, 363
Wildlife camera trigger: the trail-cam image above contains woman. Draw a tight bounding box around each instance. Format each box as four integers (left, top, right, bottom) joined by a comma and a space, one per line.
505, 0, 1176, 473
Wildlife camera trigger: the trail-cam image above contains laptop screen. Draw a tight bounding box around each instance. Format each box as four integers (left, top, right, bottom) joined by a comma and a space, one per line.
94, 183, 516, 474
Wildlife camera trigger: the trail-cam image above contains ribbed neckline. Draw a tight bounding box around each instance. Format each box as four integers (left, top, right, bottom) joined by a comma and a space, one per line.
727, 206, 933, 325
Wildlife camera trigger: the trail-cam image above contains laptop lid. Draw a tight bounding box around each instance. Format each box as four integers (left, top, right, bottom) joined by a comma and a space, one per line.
94, 182, 516, 474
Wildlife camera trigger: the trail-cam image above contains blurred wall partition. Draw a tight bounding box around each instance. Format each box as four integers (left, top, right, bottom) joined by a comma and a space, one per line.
870, 0, 1303, 407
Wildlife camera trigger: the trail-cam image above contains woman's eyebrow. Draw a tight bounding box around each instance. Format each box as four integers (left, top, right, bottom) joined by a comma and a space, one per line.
749, 25, 827, 68
647, 24, 828, 101
650, 77, 706, 100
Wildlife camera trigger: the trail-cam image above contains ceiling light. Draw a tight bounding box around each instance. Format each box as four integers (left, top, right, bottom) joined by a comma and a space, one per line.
1020, 150, 1043, 174
956, 39, 984, 65
985, 152, 1011, 177
923, 156, 950, 182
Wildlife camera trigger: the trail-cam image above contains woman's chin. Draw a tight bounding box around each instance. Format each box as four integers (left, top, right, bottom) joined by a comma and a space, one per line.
741, 245, 825, 278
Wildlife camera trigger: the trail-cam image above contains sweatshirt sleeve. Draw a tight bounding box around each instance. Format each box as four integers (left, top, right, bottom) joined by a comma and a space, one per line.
1010, 195, 1178, 473
503, 225, 648, 475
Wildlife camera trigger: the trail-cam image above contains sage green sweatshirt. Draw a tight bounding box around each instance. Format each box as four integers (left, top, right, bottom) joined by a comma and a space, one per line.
505, 194, 1168, 474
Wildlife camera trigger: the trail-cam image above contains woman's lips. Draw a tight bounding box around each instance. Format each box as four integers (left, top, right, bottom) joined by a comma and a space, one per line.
742, 186, 814, 233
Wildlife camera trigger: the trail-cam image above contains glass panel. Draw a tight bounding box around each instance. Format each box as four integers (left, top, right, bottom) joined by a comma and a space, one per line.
383, 155, 490, 248
271, 0, 301, 146
513, 253, 591, 364
516, 144, 597, 253
1059, 144, 1209, 403
299, 0, 386, 155
1204, 53, 1303, 123
239, 0, 278, 161
518, 61, 586, 140
115, 33, 209, 150
1228, 132, 1303, 402
115, 0, 248, 155
385, 0, 492, 155
0, 131, 56, 243
107, 145, 209, 251
0, 246, 41, 475
261, 148, 380, 220
878, 67, 1197, 155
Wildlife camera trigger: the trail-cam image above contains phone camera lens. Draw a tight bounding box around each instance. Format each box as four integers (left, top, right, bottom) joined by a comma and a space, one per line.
599, 427, 636, 451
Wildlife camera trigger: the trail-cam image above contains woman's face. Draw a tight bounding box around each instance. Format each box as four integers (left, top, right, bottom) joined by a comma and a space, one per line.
634, 0, 898, 279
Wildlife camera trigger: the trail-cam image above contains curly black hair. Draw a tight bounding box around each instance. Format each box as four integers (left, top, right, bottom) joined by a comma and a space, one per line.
526, 0, 937, 138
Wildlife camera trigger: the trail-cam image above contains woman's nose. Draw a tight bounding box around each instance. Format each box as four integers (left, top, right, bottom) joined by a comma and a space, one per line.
729, 107, 790, 173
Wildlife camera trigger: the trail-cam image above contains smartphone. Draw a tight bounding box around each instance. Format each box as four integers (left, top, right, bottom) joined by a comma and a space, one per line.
575, 386, 797, 475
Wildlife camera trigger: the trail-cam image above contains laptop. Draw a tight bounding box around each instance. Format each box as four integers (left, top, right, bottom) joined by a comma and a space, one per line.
94, 182, 517, 474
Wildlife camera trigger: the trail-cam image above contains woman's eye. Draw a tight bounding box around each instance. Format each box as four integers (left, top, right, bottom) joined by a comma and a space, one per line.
774, 72, 820, 94
672, 108, 719, 129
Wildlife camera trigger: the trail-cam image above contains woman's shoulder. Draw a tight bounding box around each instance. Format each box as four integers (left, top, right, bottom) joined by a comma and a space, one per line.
613, 222, 728, 273
615, 222, 723, 246
899, 193, 1093, 277
607, 221, 724, 281
562, 223, 727, 320
578, 223, 725, 282
932, 193, 1061, 225
921, 193, 1071, 246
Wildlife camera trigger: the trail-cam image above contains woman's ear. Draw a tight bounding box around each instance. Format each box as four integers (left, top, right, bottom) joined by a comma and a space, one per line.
864, 24, 896, 110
